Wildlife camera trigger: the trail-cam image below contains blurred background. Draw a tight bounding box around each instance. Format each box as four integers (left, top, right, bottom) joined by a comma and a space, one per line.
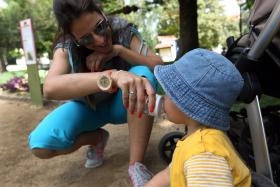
0, 0, 251, 73
1, 0, 278, 105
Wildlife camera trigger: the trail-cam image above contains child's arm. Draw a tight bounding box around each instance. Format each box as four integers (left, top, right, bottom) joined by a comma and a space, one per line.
184, 152, 233, 186
144, 167, 170, 187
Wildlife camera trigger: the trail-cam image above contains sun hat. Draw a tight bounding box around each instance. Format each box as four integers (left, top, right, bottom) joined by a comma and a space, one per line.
154, 48, 244, 131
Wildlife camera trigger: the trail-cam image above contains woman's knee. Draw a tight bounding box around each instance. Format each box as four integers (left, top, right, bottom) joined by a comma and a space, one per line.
31, 148, 56, 159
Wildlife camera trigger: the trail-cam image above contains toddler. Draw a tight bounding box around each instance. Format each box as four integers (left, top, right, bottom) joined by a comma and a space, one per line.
145, 48, 251, 187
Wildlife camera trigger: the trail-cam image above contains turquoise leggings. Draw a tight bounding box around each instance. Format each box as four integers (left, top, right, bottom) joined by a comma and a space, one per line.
29, 66, 157, 150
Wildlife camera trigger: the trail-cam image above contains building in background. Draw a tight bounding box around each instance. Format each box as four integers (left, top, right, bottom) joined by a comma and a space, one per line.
155, 35, 178, 63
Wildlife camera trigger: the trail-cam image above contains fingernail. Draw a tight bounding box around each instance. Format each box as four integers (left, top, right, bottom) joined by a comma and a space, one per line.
112, 86, 118, 92
138, 113, 142, 118
130, 111, 134, 115
150, 106, 154, 113
125, 103, 129, 109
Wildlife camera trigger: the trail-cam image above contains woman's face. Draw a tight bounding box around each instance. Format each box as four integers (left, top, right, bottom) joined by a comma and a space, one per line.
71, 12, 112, 53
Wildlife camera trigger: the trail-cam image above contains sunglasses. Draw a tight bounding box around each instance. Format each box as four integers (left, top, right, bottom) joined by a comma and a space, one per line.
74, 19, 110, 47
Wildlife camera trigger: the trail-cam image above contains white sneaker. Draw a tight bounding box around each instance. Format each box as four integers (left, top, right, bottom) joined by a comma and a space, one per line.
128, 162, 154, 187
84, 129, 109, 168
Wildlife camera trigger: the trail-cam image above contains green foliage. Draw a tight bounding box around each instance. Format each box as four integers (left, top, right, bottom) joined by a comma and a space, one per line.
157, 0, 179, 36
197, 0, 239, 49
0, 71, 26, 84
112, 0, 163, 49
0, 70, 47, 84
31, 0, 57, 58
0, 0, 160, 57
92, 0, 159, 48
0, 0, 56, 59
101, 0, 124, 13
0, 0, 255, 60
0, 0, 25, 54
243, 0, 254, 10
231, 95, 280, 112
157, 0, 240, 49
8, 48, 23, 59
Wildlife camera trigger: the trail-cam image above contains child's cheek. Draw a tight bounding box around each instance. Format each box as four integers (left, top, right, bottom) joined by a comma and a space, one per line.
163, 99, 172, 121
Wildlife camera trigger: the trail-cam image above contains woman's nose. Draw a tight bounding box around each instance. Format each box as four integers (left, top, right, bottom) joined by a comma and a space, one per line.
91, 33, 105, 45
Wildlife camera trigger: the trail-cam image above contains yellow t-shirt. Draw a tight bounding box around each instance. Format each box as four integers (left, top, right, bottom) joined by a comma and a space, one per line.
170, 128, 251, 187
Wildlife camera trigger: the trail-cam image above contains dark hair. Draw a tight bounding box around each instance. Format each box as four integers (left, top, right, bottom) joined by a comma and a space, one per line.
52, 0, 105, 74
53, 0, 102, 44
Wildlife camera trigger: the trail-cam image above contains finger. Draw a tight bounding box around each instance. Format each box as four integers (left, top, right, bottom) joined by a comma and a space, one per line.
112, 71, 129, 108
143, 78, 156, 113
135, 78, 146, 118
120, 82, 129, 109
128, 82, 137, 115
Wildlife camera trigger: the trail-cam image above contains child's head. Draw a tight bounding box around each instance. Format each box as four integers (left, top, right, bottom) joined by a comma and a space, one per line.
154, 48, 244, 131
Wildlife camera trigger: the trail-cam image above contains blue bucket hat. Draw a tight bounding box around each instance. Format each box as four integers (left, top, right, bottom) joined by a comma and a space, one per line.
154, 48, 244, 131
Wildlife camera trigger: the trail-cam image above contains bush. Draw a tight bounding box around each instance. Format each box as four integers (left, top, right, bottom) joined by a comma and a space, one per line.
0, 77, 29, 93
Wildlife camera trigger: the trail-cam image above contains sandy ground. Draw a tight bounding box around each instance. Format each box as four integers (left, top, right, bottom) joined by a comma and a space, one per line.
0, 99, 183, 187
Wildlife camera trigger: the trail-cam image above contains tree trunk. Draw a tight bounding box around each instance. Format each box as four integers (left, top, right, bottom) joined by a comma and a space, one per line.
0, 53, 7, 73
178, 0, 199, 57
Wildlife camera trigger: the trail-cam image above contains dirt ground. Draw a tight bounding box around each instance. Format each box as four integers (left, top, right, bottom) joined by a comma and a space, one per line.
0, 99, 183, 187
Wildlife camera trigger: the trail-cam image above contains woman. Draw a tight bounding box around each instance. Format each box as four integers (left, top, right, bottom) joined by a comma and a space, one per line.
28, 0, 163, 186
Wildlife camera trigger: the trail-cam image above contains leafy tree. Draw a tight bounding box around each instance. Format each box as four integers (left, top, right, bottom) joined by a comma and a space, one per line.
31, 0, 56, 58
0, 0, 255, 73
0, 0, 56, 72
100, 0, 124, 13
197, 0, 239, 49
128, 4, 163, 48
157, 0, 240, 52
0, 10, 6, 71
0, 0, 31, 72
244, 0, 254, 10
157, 0, 179, 36
106, 0, 163, 49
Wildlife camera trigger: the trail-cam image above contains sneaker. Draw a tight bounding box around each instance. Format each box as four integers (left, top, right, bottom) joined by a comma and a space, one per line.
128, 162, 154, 187
84, 129, 110, 168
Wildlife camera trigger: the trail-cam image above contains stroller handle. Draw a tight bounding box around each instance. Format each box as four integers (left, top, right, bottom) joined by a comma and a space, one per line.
248, 0, 280, 60
246, 0, 280, 181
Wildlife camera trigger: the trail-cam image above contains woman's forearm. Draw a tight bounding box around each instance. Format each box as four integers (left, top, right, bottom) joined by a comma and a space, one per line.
43, 72, 102, 100
117, 45, 163, 69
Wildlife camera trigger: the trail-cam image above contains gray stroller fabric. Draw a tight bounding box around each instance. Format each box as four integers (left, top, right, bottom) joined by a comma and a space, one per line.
252, 172, 278, 187
239, 0, 280, 53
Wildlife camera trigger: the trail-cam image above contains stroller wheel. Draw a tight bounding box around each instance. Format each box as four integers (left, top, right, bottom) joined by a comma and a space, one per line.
158, 131, 185, 164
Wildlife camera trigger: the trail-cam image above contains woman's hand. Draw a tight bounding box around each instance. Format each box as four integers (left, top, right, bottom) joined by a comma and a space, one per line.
86, 45, 121, 72
111, 70, 156, 118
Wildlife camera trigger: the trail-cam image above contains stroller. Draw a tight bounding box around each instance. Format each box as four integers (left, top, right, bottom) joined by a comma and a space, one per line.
158, 0, 280, 186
